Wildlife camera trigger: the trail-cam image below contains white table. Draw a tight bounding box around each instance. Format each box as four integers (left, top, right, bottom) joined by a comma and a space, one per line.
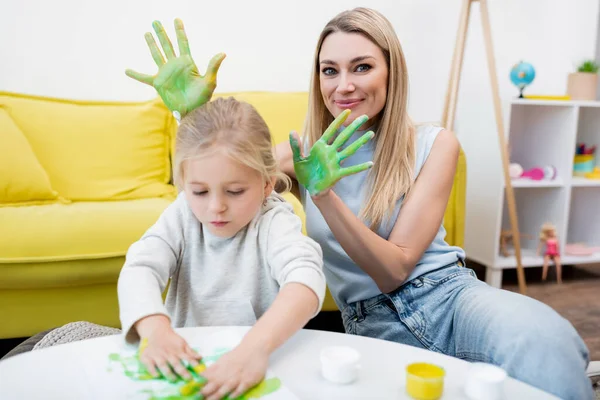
0, 326, 558, 399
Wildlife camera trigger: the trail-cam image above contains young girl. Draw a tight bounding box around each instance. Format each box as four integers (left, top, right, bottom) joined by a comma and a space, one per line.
117, 96, 326, 400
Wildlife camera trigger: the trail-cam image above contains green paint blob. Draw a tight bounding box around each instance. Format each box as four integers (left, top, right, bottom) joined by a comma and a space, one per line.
291, 109, 375, 196
241, 378, 282, 399
143, 378, 281, 400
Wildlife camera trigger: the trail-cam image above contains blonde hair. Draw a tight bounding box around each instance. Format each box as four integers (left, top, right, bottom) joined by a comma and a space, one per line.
305, 7, 415, 231
539, 223, 557, 240
174, 97, 291, 194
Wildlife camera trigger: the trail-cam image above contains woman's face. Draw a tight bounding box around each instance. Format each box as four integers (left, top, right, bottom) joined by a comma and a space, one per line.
319, 31, 389, 128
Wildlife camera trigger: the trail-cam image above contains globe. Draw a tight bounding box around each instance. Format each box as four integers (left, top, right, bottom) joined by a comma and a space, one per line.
510, 61, 536, 98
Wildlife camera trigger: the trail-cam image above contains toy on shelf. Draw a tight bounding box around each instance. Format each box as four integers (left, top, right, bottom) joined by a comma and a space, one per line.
574, 142, 599, 179
509, 163, 557, 181
510, 61, 536, 98
583, 167, 600, 179
499, 229, 534, 257
536, 223, 562, 284
576, 143, 596, 155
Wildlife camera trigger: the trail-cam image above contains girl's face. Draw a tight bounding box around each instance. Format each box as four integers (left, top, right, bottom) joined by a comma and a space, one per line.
319, 31, 389, 128
183, 146, 271, 238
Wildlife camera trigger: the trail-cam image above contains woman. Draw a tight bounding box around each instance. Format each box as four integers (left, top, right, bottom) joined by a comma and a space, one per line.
127, 9, 593, 399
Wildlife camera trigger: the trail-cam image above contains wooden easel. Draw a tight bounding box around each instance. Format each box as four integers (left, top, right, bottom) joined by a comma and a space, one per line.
442, 0, 527, 294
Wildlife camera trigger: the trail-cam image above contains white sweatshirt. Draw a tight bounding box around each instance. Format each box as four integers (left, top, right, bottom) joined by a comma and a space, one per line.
117, 191, 326, 344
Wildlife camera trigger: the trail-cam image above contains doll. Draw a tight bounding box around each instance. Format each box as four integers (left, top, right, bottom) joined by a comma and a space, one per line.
536, 222, 562, 284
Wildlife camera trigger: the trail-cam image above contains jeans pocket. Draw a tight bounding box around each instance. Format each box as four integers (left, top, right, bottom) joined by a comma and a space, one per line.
420, 265, 475, 286
381, 298, 398, 315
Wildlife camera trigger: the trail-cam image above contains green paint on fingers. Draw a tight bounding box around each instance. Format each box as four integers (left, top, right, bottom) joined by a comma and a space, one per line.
291, 112, 375, 196
125, 18, 226, 116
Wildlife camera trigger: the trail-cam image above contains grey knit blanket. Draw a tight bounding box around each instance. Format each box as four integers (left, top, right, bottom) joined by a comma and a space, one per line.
33, 321, 121, 351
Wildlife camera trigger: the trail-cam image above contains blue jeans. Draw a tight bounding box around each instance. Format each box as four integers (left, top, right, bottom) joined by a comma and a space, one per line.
341, 262, 594, 400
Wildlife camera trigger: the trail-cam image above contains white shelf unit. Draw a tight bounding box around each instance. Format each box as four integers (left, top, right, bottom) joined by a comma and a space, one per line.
464, 99, 600, 288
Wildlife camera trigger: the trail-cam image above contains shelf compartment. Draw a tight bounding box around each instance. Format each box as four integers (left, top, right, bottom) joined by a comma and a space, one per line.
566, 187, 600, 252
508, 104, 577, 184
497, 187, 567, 267
572, 107, 600, 180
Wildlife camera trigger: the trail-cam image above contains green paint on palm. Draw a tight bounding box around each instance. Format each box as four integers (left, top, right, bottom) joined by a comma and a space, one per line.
291, 109, 375, 196
125, 18, 226, 116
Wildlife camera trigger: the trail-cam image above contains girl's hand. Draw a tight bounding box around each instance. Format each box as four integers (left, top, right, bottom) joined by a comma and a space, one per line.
200, 344, 269, 400
290, 109, 375, 197
136, 316, 203, 382
125, 18, 226, 117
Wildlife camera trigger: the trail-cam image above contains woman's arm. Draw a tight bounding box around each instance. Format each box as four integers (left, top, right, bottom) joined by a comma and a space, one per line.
312, 129, 460, 293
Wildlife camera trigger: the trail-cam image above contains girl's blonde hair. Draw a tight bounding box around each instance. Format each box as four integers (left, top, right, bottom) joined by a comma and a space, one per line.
174, 97, 291, 194
304, 7, 415, 231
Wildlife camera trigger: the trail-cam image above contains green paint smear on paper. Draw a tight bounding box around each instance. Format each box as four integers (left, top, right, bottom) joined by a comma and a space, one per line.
146, 377, 281, 400
108, 347, 281, 400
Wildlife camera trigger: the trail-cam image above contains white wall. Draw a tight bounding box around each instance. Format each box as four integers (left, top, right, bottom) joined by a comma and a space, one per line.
1, 0, 598, 249
2, 0, 596, 124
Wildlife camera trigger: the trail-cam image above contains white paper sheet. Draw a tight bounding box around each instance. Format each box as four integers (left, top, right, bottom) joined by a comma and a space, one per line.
76, 328, 299, 400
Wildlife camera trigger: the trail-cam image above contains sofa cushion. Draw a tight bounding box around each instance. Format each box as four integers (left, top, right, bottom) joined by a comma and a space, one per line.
0, 196, 175, 264
214, 92, 309, 146
0, 92, 177, 201
0, 106, 59, 206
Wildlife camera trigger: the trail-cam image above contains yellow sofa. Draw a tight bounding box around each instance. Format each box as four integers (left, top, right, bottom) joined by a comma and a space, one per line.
0, 90, 465, 340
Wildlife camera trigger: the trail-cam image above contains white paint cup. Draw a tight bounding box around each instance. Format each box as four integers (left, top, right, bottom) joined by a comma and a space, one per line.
320, 346, 361, 384
464, 362, 507, 400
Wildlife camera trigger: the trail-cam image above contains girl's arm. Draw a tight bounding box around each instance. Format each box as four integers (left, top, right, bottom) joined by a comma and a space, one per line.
247, 200, 326, 341
312, 129, 460, 293
117, 194, 186, 343
237, 282, 317, 355
200, 283, 318, 400
119, 195, 203, 381
240, 198, 326, 348
200, 201, 325, 399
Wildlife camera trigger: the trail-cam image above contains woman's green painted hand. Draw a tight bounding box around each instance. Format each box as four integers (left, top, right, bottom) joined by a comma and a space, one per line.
125, 18, 226, 117
290, 109, 375, 197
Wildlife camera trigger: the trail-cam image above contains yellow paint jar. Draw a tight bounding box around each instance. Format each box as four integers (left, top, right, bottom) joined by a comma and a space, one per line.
406, 362, 445, 400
